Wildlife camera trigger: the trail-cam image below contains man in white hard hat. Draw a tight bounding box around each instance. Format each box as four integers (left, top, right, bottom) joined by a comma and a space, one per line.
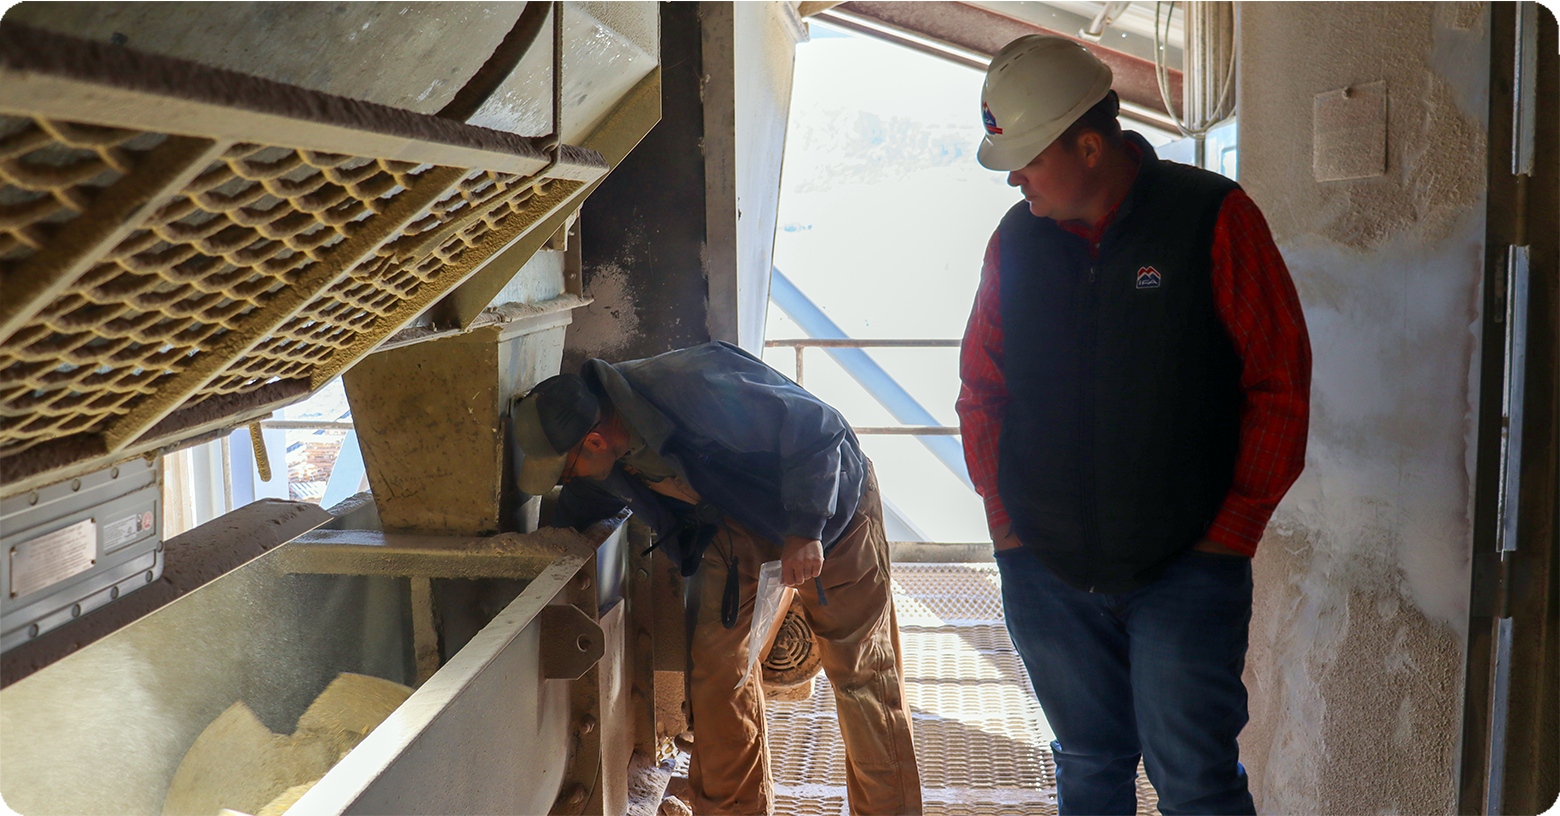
957, 35, 1312, 815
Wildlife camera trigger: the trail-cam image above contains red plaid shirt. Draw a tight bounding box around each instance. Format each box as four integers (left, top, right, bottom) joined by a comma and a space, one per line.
956, 189, 1311, 557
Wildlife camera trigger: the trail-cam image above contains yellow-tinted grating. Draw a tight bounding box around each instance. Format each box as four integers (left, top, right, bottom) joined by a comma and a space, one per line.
0, 109, 524, 461
0, 23, 625, 492
762, 563, 1164, 816
0, 110, 569, 460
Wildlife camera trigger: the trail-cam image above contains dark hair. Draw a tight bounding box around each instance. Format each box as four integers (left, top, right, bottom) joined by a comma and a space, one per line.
1060, 89, 1122, 147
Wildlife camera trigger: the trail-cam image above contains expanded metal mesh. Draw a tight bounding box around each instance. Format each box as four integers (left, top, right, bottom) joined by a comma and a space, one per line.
0, 117, 153, 265
0, 107, 568, 461
208, 169, 538, 405
2, 117, 165, 449
761, 563, 1164, 816
2, 121, 428, 454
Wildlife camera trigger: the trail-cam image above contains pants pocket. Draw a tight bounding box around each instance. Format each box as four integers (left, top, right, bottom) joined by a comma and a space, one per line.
829, 638, 901, 768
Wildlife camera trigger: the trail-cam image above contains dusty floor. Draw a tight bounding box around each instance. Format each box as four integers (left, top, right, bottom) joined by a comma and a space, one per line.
764, 562, 1162, 816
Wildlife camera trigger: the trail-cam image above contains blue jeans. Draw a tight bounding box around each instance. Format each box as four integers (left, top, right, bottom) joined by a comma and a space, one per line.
995, 546, 1257, 816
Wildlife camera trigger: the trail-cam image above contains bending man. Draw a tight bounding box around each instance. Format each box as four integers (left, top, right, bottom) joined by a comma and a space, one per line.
515, 340, 922, 816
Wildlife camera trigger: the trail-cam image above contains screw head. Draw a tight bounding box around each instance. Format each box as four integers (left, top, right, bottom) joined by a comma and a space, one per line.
579, 714, 597, 734
27, 624, 39, 638
144, 570, 154, 584
71, 604, 81, 618
110, 467, 120, 479
70, 479, 81, 492
27, 492, 38, 506
110, 586, 120, 600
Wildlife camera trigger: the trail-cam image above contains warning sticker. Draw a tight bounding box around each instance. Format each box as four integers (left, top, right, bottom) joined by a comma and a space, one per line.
10, 518, 97, 599
102, 508, 154, 552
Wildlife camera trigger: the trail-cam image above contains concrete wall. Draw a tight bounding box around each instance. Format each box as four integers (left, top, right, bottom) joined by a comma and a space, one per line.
1236, 4, 1490, 813
569, 2, 802, 368
569, 3, 713, 368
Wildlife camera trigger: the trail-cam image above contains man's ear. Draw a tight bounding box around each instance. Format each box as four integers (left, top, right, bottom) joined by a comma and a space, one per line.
581, 431, 607, 454
1078, 130, 1105, 167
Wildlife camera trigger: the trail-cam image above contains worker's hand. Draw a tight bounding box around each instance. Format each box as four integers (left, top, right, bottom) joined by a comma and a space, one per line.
781, 536, 824, 587
1191, 537, 1246, 557
991, 522, 1024, 551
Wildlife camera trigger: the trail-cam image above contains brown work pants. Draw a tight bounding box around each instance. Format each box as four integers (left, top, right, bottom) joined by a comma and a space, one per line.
687, 465, 922, 815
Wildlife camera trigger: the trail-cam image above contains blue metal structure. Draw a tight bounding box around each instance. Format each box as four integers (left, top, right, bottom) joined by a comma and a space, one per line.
769, 268, 973, 489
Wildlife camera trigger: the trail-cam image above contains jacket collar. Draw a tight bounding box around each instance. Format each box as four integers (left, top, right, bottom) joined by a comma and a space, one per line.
580, 358, 689, 482
1108, 131, 1159, 230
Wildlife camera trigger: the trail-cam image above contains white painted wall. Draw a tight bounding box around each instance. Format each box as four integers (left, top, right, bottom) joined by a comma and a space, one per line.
1236, 4, 1491, 813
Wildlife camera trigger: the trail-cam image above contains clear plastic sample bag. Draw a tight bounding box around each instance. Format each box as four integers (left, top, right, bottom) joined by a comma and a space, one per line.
738, 560, 797, 689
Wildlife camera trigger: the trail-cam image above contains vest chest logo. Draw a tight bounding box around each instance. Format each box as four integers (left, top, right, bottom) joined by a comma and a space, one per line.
1136, 266, 1162, 289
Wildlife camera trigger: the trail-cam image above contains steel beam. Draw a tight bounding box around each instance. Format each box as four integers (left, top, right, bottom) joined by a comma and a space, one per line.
830, 1, 1180, 117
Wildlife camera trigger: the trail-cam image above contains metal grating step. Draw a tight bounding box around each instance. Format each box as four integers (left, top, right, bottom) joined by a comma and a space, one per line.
764, 562, 1163, 816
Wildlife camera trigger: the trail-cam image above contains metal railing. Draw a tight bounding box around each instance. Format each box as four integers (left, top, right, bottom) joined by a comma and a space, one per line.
260, 338, 968, 441
764, 338, 962, 436
255, 351, 984, 556
259, 420, 355, 432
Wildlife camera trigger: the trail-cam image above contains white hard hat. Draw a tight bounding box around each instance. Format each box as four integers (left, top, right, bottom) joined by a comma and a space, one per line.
977, 35, 1114, 171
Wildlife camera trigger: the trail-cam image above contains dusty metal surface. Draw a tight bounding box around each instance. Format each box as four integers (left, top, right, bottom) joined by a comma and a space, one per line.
342, 327, 509, 536
828, 1, 1180, 118
568, 4, 706, 370
441, 66, 662, 330
277, 527, 580, 579
0, 23, 609, 497
0, 497, 333, 687
4, 2, 528, 118
1235, 4, 1498, 814
0, 535, 412, 815
286, 531, 605, 816
541, 602, 607, 680
342, 317, 573, 536
0, 513, 623, 816
761, 563, 1162, 816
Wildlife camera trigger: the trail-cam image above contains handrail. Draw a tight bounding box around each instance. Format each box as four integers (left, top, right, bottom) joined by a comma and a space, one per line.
853, 426, 959, 435
261, 419, 963, 436
262, 341, 968, 439
260, 421, 355, 431
765, 338, 960, 348
764, 337, 962, 437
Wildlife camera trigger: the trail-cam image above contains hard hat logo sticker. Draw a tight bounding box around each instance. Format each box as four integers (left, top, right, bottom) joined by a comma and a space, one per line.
982, 102, 1003, 135
1136, 267, 1162, 289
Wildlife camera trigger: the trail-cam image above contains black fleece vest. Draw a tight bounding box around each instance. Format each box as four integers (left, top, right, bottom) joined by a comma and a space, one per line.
997, 134, 1242, 593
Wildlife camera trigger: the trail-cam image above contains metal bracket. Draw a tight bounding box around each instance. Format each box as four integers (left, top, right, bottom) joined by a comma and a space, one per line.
541, 604, 604, 680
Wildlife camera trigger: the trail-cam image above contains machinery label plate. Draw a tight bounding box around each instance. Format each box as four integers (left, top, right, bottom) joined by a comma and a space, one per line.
102, 509, 155, 552
10, 519, 97, 599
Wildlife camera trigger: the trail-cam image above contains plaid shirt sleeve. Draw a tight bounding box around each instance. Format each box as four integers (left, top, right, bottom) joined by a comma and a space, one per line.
956, 231, 1011, 533
1206, 190, 1312, 555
